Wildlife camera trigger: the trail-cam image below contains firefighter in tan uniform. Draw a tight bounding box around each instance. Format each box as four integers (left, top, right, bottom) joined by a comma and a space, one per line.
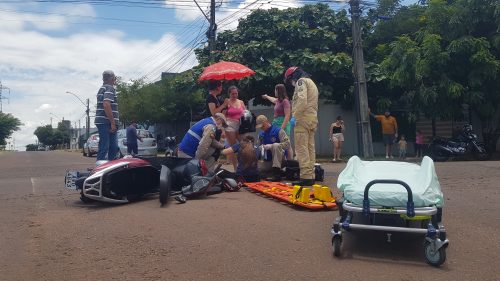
285, 67, 318, 186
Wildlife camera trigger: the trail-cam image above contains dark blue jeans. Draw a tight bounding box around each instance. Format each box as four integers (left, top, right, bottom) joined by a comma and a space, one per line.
96, 123, 118, 161
127, 142, 138, 155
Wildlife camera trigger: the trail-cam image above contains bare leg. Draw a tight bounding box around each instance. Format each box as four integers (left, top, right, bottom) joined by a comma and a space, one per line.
333, 138, 339, 160
226, 131, 238, 172
332, 140, 336, 161
338, 141, 343, 160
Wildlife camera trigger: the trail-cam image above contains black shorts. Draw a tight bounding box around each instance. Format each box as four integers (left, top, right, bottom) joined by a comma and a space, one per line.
383, 134, 395, 145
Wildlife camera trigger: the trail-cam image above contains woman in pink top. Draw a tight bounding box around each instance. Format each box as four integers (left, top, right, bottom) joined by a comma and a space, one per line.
262, 84, 293, 159
224, 86, 246, 171
415, 129, 424, 158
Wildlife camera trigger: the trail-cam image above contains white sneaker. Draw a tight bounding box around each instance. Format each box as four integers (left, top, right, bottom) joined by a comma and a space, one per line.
385, 156, 389, 159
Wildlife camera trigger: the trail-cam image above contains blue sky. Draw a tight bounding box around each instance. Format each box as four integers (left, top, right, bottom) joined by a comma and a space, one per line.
0, 0, 418, 150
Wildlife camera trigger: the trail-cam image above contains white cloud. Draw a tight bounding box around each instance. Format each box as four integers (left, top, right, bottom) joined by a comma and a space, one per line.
2, 1, 304, 150
35, 104, 57, 113
1, 8, 195, 150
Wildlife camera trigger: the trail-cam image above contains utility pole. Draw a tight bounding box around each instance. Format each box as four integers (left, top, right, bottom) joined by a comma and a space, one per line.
350, 0, 374, 158
66, 91, 90, 141
208, 0, 217, 60
0, 80, 11, 113
86, 98, 90, 141
194, 0, 217, 60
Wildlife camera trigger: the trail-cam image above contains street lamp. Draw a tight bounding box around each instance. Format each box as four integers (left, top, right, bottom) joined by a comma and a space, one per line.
66, 91, 90, 141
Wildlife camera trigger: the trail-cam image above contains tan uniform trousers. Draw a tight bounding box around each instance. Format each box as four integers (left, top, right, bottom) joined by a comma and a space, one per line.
178, 148, 217, 172
258, 143, 286, 176
294, 120, 317, 180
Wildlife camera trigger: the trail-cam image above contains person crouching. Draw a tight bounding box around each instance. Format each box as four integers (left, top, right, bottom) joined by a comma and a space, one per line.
256, 115, 291, 181
178, 113, 227, 171
221, 135, 260, 182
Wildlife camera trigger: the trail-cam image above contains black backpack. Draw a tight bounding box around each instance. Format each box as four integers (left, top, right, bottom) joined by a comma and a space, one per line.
314, 164, 324, 182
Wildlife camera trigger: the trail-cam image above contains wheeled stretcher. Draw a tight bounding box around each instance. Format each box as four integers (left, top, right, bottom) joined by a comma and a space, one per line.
331, 156, 449, 266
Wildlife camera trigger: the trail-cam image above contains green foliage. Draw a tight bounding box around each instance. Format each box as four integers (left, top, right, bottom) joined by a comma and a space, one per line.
34, 125, 54, 146
25, 144, 38, 151
33, 124, 68, 147
117, 70, 205, 124
195, 4, 355, 105
0, 112, 22, 145
368, 0, 500, 131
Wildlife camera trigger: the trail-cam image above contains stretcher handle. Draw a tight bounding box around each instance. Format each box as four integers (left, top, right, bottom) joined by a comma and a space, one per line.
363, 179, 415, 218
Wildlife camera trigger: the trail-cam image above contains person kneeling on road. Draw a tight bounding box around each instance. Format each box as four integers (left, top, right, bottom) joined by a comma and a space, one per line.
221, 135, 260, 182
256, 115, 291, 181
178, 113, 226, 170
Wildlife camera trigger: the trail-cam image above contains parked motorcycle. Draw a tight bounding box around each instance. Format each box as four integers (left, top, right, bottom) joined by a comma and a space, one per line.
428, 124, 489, 162
164, 136, 178, 157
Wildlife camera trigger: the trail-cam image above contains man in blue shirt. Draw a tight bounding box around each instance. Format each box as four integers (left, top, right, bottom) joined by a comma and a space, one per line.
178, 113, 227, 170
126, 121, 143, 156
256, 115, 291, 181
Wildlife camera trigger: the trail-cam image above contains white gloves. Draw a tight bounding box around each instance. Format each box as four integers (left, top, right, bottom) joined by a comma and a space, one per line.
263, 144, 273, 150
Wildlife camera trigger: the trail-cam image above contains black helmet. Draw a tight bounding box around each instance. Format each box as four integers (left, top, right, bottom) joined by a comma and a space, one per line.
463, 124, 473, 133
239, 110, 256, 134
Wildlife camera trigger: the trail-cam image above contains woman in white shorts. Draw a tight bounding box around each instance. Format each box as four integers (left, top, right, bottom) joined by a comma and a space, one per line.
329, 115, 345, 162
224, 86, 246, 171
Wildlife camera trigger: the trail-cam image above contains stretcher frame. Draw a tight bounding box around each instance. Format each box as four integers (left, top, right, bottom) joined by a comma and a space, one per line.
331, 179, 449, 267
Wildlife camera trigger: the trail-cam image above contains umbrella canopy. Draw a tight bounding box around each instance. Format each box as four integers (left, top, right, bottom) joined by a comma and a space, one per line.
198, 61, 255, 81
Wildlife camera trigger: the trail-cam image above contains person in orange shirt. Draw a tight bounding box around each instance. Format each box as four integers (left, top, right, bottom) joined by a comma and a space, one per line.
370, 110, 398, 158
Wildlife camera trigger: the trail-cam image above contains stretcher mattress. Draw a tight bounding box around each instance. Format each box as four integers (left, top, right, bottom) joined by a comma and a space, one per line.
337, 156, 443, 208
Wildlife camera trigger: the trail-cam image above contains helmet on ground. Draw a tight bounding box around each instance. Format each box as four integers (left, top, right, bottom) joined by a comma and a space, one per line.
284, 67, 298, 81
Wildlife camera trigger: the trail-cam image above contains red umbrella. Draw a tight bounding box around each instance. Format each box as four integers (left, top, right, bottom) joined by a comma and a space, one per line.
198, 61, 255, 81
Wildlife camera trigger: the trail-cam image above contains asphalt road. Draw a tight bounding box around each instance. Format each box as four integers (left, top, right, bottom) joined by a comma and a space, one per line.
0, 151, 499, 281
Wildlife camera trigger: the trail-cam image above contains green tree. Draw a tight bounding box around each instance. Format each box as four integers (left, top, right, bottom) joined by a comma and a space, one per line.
34, 125, 54, 146
195, 4, 354, 105
117, 71, 205, 125
25, 144, 38, 151
369, 0, 500, 138
0, 112, 22, 145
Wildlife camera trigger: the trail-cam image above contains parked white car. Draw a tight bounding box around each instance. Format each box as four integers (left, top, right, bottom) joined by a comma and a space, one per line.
117, 129, 157, 157
83, 133, 99, 157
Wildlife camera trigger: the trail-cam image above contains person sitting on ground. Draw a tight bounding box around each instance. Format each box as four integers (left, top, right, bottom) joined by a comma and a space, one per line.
255, 115, 291, 181
178, 113, 227, 170
221, 135, 260, 182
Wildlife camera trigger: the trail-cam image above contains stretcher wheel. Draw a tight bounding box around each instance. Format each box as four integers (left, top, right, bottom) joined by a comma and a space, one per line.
424, 240, 446, 266
332, 236, 342, 257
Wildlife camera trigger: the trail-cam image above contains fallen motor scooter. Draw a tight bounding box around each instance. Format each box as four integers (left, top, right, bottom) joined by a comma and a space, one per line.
65, 156, 240, 205
428, 124, 489, 162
